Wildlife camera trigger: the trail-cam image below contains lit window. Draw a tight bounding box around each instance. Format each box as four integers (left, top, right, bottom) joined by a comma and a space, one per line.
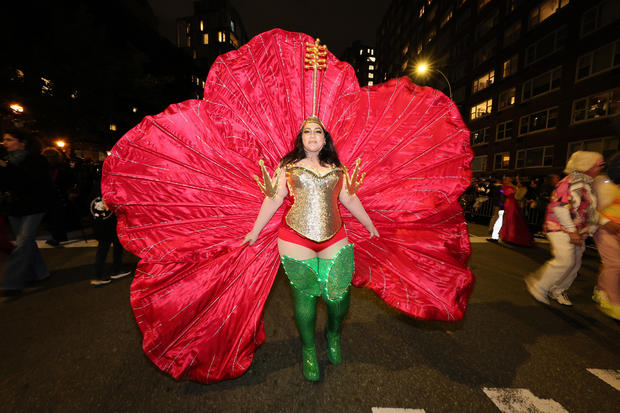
367, 56, 376, 62
472, 70, 495, 94
368, 81, 374, 86
470, 99, 493, 120
478, 0, 491, 10
132, 107, 138, 113
571, 87, 620, 124
200, 20, 204, 31
494, 152, 511, 170
518, 107, 558, 135
218, 31, 226, 42
193, 50, 197, 59
109, 124, 117, 131
368, 73, 374, 79
186, 23, 190, 34
203, 33, 209, 44
471, 127, 491, 145
440, 10, 453, 28
498, 87, 517, 111
41, 77, 54, 96
528, 0, 570, 31
503, 54, 518, 78
367, 48, 371, 54
369, 65, 375, 70
359, 49, 363, 56
419, 5, 425, 17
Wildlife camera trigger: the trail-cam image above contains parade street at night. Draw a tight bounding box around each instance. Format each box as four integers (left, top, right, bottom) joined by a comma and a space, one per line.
1, 224, 618, 412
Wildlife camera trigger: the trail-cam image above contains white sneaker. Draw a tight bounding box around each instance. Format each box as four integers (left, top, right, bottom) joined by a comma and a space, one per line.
90, 279, 111, 286
549, 290, 573, 306
525, 277, 550, 305
110, 271, 131, 280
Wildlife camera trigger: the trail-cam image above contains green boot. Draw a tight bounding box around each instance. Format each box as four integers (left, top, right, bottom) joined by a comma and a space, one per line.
318, 244, 354, 365
282, 257, 321, 381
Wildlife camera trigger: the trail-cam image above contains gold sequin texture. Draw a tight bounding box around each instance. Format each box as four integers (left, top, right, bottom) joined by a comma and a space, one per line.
285, 165, 343, 242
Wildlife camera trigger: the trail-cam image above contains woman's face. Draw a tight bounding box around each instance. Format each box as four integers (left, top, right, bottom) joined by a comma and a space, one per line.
1, 133, 26, 152
301, 122, 325, 155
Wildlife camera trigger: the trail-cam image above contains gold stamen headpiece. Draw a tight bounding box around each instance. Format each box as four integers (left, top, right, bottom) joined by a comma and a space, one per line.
304, 38, 327, 118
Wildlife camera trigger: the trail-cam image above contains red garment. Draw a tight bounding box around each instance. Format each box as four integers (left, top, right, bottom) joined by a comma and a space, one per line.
277, 224, 347, 252
101, 29, 474, 383
500, 185, 535, 247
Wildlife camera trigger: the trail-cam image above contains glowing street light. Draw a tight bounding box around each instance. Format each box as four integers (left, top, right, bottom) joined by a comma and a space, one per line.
9, 103, 24, 114
55, 140, 66, 149
413, 61, 452, 100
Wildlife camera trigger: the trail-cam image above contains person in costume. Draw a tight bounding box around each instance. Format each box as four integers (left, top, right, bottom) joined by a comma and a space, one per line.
242, 117, 378, 381
592, 153, 620, 320
525, 151, 603, 306
101, 30, 474, 384
498, 176, 534, 247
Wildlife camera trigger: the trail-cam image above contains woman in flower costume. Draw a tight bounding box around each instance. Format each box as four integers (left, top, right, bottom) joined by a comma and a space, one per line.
101, 29, 474, 383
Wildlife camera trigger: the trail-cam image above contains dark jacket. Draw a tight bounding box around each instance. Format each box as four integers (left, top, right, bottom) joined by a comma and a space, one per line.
0, 151, 54, 216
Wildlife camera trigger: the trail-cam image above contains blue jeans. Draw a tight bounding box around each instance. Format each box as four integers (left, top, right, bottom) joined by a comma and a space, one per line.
1, 213, 49, 290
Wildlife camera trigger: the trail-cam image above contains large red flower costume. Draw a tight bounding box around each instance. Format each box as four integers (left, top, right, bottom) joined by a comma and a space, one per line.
102, 29, 474, 383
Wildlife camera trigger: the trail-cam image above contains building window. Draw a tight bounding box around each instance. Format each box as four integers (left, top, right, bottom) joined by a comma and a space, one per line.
368, 73, 374, 79
367, 56, 376, 62
478, 0, 491, 10
503, 21, 521, 46
368, 81, 374, 86
368, 65, 375, 71
575, 40, 620, 81
109, 124, 117, 131
472, 155, 488, 172
503, 54, 518, 78
218, 31, 226, 42
440, 9, 453, 28
568, 137, 619, 160
419, 4, 425, 17
524, 26, 567, 66
522, 67, 561, 101
203, 33, 209, 45
200, 20, 204, 31
528, 0, 570, 30
471, 127, 491, 146
518, 107, 558, 135
359, 49, 363, 56
581, 1, 619, 37
425, 28, 437, 44
471, 99, 493, 120
402, 44, 409, 56
473, 39, 497, 67
516, 146, 554, 168
472, 70, 495, 94
571, 87, 620, 124
476, 9, 499, 40
494, 152, 511, 170
496, 120, 514, 141
498, 87, 516, 111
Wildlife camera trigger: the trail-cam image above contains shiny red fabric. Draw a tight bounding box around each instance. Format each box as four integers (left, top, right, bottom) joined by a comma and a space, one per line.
499, 185, 535, 247
101, 29, 474, 383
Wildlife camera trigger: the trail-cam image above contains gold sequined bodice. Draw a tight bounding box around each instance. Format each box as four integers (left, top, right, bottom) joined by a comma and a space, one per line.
285, 165, 343, 242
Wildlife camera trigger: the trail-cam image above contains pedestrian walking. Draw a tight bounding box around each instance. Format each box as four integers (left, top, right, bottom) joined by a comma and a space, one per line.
525, 151, 604, 306
592, 152, 620, 319
0, 128, 54, 299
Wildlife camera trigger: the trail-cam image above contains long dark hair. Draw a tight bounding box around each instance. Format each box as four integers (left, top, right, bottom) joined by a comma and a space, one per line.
280, 126, 342, 167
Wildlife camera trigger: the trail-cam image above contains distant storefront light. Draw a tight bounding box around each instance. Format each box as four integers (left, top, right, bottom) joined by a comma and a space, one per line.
9, 103, 24, 113
110, 124, 117, 131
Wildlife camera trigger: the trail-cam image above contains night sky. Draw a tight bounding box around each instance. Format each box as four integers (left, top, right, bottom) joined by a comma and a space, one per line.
147, 0, 391, 56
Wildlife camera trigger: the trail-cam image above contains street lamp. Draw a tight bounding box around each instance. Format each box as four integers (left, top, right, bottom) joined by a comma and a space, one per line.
414, 62, 453, 100
56, 140, 66, 149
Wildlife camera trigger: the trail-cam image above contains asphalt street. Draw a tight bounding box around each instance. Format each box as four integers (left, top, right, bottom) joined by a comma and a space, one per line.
1, 224, 619, 412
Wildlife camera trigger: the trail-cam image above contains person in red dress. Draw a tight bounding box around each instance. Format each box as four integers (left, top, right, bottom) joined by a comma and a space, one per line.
499, 176, 535, 247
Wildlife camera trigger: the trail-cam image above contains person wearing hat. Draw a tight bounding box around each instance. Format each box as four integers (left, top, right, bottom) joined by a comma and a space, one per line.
592, 152, 620, 319
525, 151, 604, 306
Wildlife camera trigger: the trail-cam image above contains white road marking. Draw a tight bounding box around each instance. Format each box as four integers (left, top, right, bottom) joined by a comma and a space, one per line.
468, 235, 548, 244
482, 388, 568, 413
36, 239, 98, 248
372, 409, 425, 413
587, 369, 620, 391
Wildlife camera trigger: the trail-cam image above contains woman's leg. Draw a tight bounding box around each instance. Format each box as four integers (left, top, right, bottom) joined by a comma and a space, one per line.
278, 239, 320, 381
318, 238, 353, 364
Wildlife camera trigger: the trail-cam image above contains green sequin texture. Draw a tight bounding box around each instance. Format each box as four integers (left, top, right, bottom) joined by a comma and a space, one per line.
280, 256, 321, 297
324, 244, 354, 300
